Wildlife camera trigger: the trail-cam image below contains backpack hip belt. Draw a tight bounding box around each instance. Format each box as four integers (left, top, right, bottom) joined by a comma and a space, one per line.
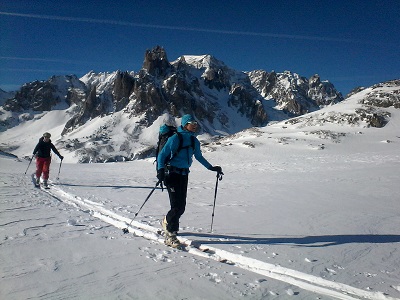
166, 165, 189, 175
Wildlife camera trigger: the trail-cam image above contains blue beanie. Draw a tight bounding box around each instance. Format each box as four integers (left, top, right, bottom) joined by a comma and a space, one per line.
181, 114, 195, 127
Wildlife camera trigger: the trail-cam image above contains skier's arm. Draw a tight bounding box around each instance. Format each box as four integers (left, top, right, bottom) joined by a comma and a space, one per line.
50, 143, 63, 159
193, 139, 212, 169
193, 138, 223, 173
33, 143, 39, 155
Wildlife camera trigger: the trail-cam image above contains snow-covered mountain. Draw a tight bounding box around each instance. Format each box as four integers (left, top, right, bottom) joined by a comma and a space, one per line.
2, 46, 397, 164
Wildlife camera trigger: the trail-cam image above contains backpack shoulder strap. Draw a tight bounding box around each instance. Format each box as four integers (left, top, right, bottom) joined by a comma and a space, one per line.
176, 132, 183, 150
173, 132, 183, 155
167, 132, 183, 162
190, 135, 195, 149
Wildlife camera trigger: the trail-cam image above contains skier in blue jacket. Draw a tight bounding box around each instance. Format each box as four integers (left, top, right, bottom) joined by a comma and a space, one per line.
157, 114, 222, 247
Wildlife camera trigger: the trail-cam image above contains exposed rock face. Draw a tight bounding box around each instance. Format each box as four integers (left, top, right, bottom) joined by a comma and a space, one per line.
113, 71, 135, 111
3, 75, 85, 111
62, 86, 101, 135
142, 45, 171, 77
228, 84, 267, 126
360, 80, 400, 109
248, 71, 343, 116
285, 79, 400, 129
308, 74, 342, 106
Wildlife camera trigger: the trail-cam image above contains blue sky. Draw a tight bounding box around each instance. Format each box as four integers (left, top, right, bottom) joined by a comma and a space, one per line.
1, 0, 399, 96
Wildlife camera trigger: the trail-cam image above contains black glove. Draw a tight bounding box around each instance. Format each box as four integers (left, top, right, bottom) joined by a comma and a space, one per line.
209, 166, 223, 174
59, 156, 64, 160
157, 168, 165, 182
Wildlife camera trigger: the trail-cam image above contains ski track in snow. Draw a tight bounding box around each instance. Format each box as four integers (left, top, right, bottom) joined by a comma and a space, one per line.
36, 181, 398, 300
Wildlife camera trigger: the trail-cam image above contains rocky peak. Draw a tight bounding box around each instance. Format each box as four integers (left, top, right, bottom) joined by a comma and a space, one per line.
179, 54, 225, 69
309, 74, 321, 87
173, 55, 236, 91
142, 45, 171, 76
308, 74, 343, 106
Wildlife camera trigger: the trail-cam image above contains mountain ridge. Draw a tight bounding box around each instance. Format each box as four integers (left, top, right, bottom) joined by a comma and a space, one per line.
2, 46, 398, 163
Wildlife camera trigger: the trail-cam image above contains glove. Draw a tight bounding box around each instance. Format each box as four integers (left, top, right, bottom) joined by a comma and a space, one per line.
59, 156, 64, 160
157, 168, 165, 182
209, 166, 223, 174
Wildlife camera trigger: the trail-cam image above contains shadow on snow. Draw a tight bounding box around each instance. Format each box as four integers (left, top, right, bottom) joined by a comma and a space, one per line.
182, 232, 400, 247
58, 183, 161, 190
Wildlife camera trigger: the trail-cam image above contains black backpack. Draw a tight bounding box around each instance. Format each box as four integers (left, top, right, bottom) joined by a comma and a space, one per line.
155, 125, 195, 167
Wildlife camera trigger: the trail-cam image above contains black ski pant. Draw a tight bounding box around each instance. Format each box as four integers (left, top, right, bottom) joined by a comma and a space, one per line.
165, 172, 188, 232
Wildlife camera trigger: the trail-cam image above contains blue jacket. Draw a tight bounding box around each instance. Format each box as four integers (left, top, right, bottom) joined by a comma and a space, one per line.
157, 126, 212, 172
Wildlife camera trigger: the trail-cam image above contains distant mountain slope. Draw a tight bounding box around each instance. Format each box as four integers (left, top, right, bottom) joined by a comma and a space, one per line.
217, 79, 400, 153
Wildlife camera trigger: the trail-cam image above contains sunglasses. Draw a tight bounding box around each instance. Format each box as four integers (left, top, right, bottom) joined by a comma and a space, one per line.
187, 121, 198, 125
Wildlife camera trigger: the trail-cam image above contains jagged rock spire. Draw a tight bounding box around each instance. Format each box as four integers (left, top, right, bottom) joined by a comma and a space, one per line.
142, 46, 171, 76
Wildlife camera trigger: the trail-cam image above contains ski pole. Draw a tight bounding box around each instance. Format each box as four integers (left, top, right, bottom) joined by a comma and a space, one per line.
122, 181, 161, 234
56, 159, 63, 180
210, 171, 223, 233
24, 154, 35, 175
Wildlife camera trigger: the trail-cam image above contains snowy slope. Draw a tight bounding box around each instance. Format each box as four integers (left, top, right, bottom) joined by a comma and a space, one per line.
1, 82, 399, 299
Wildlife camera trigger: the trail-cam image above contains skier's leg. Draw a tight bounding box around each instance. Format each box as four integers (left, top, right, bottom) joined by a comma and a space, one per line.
166, 173, 188, 233
35, 157, 44, 181
42, 158, 51, 180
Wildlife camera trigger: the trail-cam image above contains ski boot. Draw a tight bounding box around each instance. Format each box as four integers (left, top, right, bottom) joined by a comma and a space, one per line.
164, 231, 181, 248
43, 180, 49, 189
162, 217, 181, 248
